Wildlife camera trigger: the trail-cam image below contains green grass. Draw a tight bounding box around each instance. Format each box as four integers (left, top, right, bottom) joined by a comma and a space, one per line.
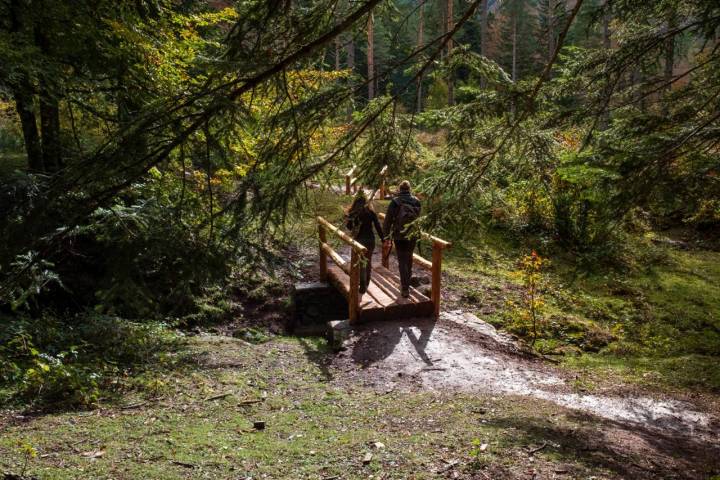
439, 225, 720, 392
1, 334, 687, 479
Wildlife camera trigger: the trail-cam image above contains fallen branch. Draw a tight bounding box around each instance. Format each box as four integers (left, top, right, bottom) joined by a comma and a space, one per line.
205, 392, 233, 402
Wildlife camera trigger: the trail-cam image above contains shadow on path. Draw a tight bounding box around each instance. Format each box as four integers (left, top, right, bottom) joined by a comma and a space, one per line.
349, 318, 437, 368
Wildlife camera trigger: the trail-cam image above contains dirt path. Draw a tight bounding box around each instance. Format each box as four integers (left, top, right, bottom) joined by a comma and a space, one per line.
297, 239, 720, 476
318, 246, 718, 436
329, 313, 720, 478
334, 312, 717, 436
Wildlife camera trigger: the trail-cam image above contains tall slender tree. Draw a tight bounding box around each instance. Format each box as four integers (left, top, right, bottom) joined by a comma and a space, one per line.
367, 11, 375, 100
446, 0, 455, 105
417, 0, 425, 112
479, 0, 488, 58
498, 0, 541, 82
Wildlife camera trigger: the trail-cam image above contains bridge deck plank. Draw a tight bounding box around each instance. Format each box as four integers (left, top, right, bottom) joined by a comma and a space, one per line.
326, 263, 433, 322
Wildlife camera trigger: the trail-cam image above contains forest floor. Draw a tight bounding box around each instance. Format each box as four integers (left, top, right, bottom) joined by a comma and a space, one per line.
2, 188, 720, 479
1, 326, 718, 479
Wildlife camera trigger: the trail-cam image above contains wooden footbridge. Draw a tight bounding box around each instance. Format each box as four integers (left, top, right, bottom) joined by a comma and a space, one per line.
317, 213, 451, 324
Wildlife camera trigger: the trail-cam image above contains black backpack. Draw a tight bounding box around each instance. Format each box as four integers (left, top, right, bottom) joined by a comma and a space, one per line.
393, 198, 420, 240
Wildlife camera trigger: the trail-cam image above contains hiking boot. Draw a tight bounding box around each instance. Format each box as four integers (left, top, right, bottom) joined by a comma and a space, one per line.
401, 288, 410, 298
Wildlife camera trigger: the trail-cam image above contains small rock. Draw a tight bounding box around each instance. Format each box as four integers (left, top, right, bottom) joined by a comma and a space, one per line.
362, 452, 373, 464
374, 442, 385, 449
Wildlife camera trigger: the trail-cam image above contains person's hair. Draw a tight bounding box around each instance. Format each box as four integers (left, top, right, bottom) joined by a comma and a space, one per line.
399, 180, 411, 192
346, 191, 368, 216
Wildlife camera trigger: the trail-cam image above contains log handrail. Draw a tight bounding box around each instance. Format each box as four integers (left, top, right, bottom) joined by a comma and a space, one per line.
379, 165, 388, 199
321, 242, 349, 274
317, 216, 367, 323
317, 216, 367, 253
376, 211, 451, 318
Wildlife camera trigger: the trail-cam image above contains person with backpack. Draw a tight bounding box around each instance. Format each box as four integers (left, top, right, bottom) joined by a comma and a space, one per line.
382, 180, 421, 298
345, 191, 384, 294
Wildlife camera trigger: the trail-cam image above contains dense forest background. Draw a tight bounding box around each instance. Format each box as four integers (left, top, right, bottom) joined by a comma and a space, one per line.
0, 0, 719, 410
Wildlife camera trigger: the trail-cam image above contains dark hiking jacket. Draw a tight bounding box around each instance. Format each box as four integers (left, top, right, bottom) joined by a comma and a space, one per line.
346, 207, 383, 249
383, 191, 421, 241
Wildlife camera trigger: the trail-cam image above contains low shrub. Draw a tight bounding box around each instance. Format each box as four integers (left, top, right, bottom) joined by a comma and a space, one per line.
0, 312, 183, 410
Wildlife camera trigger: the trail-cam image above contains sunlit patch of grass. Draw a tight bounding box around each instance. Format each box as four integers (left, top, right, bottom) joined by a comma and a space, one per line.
561, 352, 720, 393
435, 221, 720, 392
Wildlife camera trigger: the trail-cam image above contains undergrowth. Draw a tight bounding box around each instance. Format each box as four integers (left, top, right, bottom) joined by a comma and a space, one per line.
0, 313, 185, 411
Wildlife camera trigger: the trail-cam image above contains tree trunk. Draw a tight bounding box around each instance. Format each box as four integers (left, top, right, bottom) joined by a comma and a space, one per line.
602, 4, 611, 49
346, 29, 355, 119
600, 1, 612, 130
480, 0, 488, 57
367, 12, 374, 101
664, 11, 676, 88
39, 87, 62, 172
35, 29, 63, 172
416, 0, 425, 112
480, 0, 488, 88
512, 13, 518, 82
547, 0, 556, 65
446, 0, 454, 105
9, 0, 43, 171
14, 88, 43, 172
662, 10, 676, 115
335, 36, 341, 70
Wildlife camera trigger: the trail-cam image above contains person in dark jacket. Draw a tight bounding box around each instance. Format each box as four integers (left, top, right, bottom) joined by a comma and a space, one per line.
346, 192, 384, 294
382, 180, 421, 298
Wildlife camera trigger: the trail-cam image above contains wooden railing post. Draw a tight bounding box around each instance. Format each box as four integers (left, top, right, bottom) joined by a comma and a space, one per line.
345, 165, 356, 196
431, 241, 443, 319
382, 240, 390, 268
349, 248, 361, 323
379, 165, 388, 199
318, 221, 327, 281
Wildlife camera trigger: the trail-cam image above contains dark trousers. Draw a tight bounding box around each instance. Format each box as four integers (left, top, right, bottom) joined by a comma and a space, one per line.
359, 244, 374, 292
394, 239, 416, 291
356, 238, 375, 292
